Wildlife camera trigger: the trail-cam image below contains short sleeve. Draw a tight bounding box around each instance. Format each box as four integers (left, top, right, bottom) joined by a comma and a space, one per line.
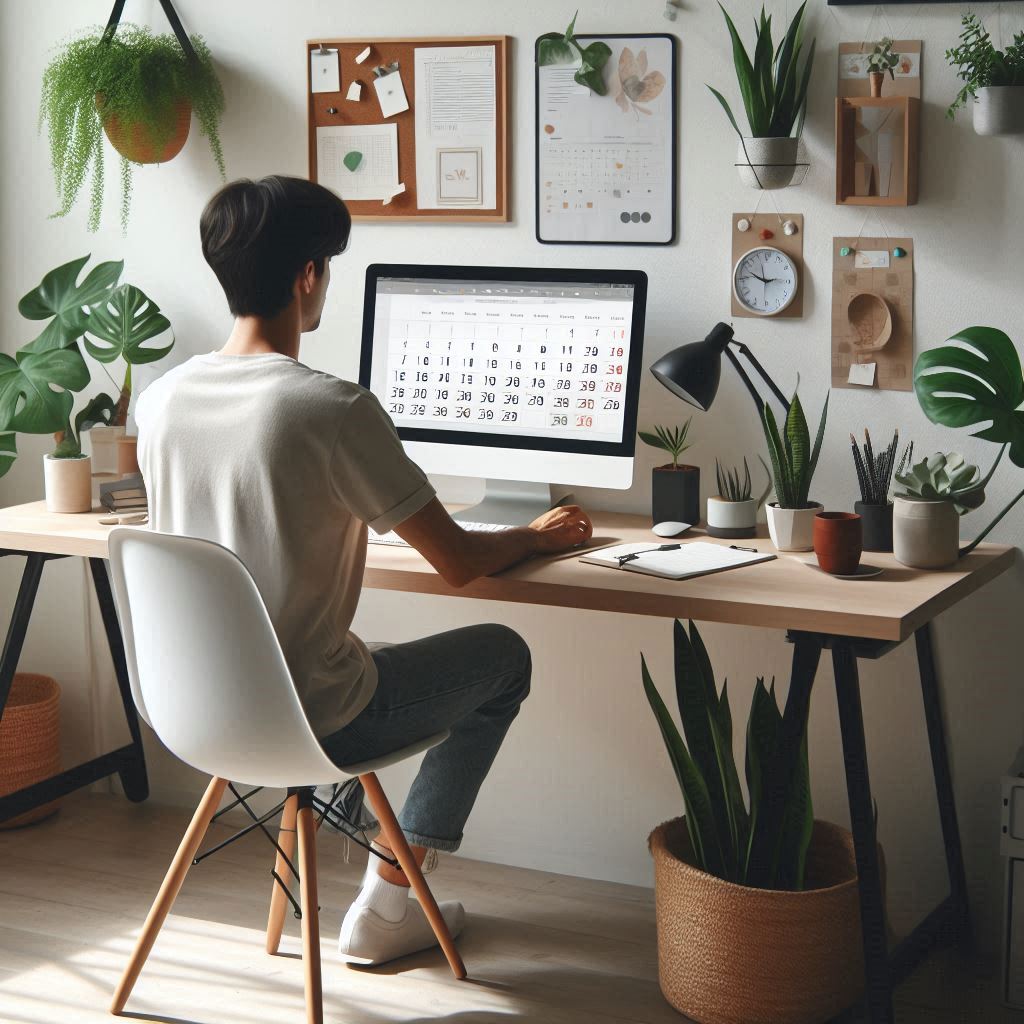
330, 391, 436, 534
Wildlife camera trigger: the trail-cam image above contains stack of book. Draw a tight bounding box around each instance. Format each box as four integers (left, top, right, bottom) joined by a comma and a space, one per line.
100, 474, 147, 514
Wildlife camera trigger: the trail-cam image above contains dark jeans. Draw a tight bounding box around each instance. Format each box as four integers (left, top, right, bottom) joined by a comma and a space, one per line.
319, 623, 532, 851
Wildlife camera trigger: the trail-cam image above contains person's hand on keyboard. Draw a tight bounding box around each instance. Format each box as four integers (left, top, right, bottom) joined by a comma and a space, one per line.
527, 505, 593, 554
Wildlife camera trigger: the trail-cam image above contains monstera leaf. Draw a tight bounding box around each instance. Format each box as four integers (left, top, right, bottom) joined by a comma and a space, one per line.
914, 327, 1024, 468
0, 433, 16, 480
0, 345, 90, 435
83, 284, 173, 365
18, 255, 123, 353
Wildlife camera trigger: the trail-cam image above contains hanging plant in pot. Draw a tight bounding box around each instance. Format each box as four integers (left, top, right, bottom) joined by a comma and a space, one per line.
642, 620, 871, 1024
760, 389, 828, 551
946, 14, 1024, 136
639, 420, 700, 527
706, 455, 771, 538
40, 21, 226, 231
707, 2, 816, 190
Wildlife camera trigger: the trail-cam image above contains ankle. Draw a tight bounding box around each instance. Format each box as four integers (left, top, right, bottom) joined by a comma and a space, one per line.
372, 841, 427, 887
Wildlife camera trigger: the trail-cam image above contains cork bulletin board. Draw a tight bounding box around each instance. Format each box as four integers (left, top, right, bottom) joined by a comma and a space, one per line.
306, 36, 510, 221
831, 236, 914, 392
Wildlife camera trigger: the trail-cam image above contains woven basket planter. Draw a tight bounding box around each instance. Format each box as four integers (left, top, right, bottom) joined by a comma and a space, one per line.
649, 817, 868, 1024
98, 96, 192, 164
0, 673, 61, 829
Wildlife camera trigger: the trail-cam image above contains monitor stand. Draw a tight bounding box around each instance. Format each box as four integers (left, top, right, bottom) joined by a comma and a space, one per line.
452, 480, 566, 528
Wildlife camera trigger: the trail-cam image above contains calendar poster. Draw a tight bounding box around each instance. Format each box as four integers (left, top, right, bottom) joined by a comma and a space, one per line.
536, 34, 677, 245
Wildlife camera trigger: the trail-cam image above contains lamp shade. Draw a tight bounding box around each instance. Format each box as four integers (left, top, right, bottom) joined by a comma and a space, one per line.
650, 322, 735, 411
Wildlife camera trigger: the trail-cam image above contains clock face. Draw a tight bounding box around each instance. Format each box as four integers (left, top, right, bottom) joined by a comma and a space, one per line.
733, 247, 799, 316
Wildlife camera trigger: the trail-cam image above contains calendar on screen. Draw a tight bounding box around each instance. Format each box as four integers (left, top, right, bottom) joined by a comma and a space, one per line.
368, 278, 637, 445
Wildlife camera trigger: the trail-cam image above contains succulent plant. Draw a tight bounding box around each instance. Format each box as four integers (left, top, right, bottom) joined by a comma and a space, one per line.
715, 455, 772, 505
639, 420, 695, 470
893, 451, 997, 515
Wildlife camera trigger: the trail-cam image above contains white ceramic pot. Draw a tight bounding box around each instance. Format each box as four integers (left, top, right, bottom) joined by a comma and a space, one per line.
893, 497, 959, 569
87, 424, 126, 476
736, 136, 799, 189
973, 86, 1024, 136
766, 502, 822, 551
706, 496, 758, 539
43, 454, 93, 513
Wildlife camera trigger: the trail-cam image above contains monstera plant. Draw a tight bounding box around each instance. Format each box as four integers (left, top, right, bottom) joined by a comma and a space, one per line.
0, 254, 174, 476
915, 326, 1024, 553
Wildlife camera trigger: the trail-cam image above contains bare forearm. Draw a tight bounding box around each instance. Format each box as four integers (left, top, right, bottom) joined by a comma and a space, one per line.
449, 527, 540, 586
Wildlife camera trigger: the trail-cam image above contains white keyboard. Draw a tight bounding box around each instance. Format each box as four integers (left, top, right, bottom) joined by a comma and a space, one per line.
368, 521, 516, 547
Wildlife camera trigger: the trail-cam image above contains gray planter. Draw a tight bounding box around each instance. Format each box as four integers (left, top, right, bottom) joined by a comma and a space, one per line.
973, 86, 1024, 136
893, 497, 959, 569
736, 136, 799, 190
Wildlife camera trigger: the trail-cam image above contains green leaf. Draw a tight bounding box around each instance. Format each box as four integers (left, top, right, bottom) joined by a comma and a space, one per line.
773, 725, 812, 889
0, 432, 17, 480
53, 431, 83, 458
575, 65, 607, 95
74, 392, 117, 437
83, 284, 174, 366
785, 393, 811, 507
707, 85, 744, 138
761, 402, 793, 507
639, 430, 668, 452
718, 2, 760, 134
806, 391, 828, 503
19, 255, 123, 353
579, 41, 612, 72
743, 677, 778, 884
565, 10, 578, 38
343, 150, 362, 172
538, 34, 576, 66
0, 344, 90, 435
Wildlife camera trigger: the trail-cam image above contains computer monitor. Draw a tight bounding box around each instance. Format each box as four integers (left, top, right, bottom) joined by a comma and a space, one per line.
359, 264, 647, 525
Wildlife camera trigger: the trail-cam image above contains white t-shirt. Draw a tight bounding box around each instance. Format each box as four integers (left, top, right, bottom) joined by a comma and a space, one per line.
135, 352, 436, 737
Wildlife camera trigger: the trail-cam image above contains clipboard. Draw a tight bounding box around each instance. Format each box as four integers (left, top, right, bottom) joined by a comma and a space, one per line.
580, 541, 776, 581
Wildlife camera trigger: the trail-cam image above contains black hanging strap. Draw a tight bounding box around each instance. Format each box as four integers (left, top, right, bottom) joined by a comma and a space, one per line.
102, 0, 199, 63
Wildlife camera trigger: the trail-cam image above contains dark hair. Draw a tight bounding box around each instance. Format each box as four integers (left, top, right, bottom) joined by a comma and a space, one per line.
200, 175, 351, 318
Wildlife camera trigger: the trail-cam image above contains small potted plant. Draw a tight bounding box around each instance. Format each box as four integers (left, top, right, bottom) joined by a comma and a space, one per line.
707, 2, 815, 189
706, 456, 771, 538
537, 11, 612, 95
866, 37, 900, 97
850, 429, 913, 552
760, 391, 828, 551
40, 23, 226, 231
643, 620, 867, 1023
946, 14, 1024, 136
639, 420, 699, 527
1, 255, 174, 509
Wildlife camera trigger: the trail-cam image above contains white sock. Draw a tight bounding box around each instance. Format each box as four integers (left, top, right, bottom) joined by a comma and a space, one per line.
351, 844, 410, 923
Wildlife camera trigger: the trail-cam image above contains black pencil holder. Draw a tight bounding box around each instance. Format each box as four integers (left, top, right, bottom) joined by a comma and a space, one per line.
855, 501, 894, 552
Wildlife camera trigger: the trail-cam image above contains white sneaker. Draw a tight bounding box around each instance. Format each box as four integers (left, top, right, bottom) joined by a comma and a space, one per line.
338, 898, 465, 966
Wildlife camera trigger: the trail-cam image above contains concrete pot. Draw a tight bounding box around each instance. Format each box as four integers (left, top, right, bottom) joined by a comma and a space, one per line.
43, 454, 93, 513
893, 497, 959, 569
766, 502, 822, 551
973, 86, 1024, 137
706, 496, 757, 539
736, 136, 799, 189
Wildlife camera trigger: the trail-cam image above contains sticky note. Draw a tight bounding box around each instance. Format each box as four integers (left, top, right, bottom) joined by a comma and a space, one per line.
310, 48, 340, 94
382, 182, 406, 206
343, 151, 363, 172
355, 46, 371, 64
346, 81, 362, 101
373, 68, 409, 118
848, 362, 877, 387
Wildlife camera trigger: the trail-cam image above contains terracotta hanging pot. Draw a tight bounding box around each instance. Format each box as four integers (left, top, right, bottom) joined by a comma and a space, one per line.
97, 94, 192, 164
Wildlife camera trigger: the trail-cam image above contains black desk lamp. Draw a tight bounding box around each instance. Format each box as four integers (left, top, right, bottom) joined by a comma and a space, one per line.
650, 322, 790, 415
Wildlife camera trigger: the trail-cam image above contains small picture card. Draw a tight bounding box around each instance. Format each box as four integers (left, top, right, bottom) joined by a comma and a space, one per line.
372, 62, 409, 118
310, 48, 340, 94
437, 147, 483, 205
854, 249, 890, 270
848, 361, 878, 387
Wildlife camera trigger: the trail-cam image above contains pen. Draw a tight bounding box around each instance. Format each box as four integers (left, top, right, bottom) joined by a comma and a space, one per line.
729, 544, 758, 552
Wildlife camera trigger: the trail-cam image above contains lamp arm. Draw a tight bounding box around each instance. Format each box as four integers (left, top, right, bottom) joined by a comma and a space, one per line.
731, 342, 791, 412
723, 345, 767, 415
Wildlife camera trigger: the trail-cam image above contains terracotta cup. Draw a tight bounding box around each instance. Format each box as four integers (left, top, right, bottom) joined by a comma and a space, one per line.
813, 511, 863, 575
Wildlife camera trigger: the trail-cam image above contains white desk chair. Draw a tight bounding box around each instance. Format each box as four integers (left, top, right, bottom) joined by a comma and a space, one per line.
106, 529, 465, 1023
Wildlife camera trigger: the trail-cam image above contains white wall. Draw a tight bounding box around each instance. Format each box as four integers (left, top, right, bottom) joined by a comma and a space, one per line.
3, 0, 1024, 955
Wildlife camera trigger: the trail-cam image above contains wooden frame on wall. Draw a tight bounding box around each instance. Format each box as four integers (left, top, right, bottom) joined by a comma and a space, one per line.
836, 96, 920, 206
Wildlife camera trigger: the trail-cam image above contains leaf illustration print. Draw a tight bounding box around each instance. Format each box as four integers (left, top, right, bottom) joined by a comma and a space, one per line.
614, 47, 666, 117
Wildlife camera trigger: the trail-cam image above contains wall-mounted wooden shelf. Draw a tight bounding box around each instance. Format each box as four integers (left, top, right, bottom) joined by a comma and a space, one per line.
836, 96, 919, 206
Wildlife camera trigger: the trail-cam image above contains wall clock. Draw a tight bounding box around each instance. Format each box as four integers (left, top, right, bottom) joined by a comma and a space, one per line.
730, 212, 804, 319
733, 247, 799, 317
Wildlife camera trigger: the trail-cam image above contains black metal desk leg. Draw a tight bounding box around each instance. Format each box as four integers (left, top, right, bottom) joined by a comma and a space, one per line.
833, 640, 894, 1024
89, 558, 149, 803
0, 553, 48, 726
915, 621, 971, 945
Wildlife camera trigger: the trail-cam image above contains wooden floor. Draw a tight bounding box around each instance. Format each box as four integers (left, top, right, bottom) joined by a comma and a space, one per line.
0, 793, 1018, 1024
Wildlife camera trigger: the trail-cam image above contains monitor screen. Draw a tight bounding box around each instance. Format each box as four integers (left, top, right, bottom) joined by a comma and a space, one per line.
360, 265, 646, 456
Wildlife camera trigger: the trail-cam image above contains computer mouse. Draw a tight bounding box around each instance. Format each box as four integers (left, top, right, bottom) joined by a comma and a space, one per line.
653, 521, 692, 538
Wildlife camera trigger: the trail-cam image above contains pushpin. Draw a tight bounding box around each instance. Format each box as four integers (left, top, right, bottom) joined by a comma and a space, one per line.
736, 217, 751, 232
759, 228, 774, 240
782, 219, 798, 236
892, 246, 906, 258
840, 246, 853, 257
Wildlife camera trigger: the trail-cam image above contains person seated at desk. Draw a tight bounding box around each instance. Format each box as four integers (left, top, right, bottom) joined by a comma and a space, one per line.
135, 175, 592, 967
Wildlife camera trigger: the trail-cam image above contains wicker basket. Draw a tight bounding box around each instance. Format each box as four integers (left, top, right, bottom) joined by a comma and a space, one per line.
99, 96, 192, 164
0, 673, 61, 829
649, 817, 868, 1024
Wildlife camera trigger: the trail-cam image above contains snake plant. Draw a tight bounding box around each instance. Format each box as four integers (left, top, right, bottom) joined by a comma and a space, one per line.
642, 620, 812, 890
715, 455, 771, 505
760, 390, 828, 509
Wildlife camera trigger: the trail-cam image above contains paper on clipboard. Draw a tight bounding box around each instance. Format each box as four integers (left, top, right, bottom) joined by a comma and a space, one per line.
316, 124, 399, 201
414, 45, 496, 210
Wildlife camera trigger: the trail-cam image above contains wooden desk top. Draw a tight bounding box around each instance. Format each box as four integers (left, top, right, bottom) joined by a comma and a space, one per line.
0, 501, 1015, 642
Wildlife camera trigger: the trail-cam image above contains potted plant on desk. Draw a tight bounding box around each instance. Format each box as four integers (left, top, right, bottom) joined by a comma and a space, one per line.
706, 455, 770, 538
643, 620, 868, 1024
946, 14, 1024, 136
760, 390, 828, 551
850, 429, 913, 552
639, 420, 700, 527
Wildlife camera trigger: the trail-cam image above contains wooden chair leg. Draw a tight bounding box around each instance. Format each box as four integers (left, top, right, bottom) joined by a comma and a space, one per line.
296, 790, 323, 1024
359, 772, 468, 980
110, 776, 228, 1015
266, 793, 299, 954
